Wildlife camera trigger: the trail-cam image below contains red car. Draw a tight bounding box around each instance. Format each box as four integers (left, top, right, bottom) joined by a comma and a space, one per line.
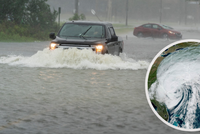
133, 23, 182, 40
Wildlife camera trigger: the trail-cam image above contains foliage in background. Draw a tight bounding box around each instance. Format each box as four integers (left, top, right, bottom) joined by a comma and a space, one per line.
0, 0, 58, 41
69, 13, 86, 21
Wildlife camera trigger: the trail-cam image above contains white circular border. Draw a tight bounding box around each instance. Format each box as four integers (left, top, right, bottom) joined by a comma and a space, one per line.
145, 39, 200, 132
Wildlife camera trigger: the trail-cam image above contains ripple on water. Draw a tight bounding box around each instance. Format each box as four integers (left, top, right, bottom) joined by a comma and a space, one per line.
0, 61, 148, 134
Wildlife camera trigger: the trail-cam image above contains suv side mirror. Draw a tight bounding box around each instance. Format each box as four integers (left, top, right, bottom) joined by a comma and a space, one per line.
111, 35, 118, 41
49, 33, 56, 39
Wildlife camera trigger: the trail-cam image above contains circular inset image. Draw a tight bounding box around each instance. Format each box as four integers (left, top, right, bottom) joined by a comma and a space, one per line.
145, 39, 200, 132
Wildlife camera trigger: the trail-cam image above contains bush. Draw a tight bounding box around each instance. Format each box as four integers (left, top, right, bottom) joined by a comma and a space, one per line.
0, 0, 58, 42
0, 21, 57, 41
69, 13, 86, 21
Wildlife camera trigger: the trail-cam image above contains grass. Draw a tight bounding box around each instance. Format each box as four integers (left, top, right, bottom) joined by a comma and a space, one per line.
113, 24, 134, 35
0, 21, 57, 42
115, 27, 133, 35
0, 34, 37, 42
0, 34, 48, 42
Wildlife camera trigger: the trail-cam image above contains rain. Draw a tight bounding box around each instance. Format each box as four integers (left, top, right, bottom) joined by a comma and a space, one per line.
1, 0, 200, 133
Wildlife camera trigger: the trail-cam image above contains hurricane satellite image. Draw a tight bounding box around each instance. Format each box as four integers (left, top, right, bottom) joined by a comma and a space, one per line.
147, 39, 200, 131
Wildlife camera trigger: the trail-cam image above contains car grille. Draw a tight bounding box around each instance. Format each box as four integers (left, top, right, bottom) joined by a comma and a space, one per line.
60, 44, 91, 47
58, 44, 95, 50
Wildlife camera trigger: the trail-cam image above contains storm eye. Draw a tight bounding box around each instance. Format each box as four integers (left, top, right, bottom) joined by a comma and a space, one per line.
174, 89, 180, 94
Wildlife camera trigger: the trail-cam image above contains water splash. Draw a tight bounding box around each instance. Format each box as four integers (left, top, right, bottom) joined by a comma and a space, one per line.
0, 48, 149, 70
149, 46, 200, 129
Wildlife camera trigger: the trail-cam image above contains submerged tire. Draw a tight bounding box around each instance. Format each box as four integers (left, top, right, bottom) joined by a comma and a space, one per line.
162, 34, 169, 41
118, 48, 123, 56
137, 32, 143, 38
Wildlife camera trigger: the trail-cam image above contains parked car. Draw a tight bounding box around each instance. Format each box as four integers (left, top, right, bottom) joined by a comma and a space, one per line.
49, 21, 124, 56
133, 23, 182, 40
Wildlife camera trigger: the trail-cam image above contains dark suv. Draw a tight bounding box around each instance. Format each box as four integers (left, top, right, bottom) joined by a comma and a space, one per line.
49, 21, 124, 55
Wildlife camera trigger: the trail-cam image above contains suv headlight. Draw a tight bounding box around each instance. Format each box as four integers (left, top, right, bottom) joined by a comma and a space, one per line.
50, 43, 58, 50
95, 45, 103, 53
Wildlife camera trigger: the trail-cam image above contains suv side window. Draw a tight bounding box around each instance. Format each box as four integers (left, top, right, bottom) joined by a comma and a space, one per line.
107, 27, 112, 39
109, 27, 116, 36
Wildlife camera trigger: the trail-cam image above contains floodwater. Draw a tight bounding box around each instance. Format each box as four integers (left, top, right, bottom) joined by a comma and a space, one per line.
0, 41, 150, 134
0, 62, 147, 134
1, 29, 200, 134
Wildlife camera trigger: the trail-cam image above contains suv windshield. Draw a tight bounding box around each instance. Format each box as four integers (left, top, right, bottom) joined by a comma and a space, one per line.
59, 23, 105, 39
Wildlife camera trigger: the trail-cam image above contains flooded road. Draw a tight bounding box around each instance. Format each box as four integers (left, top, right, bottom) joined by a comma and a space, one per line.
0, 29, 200, 134
0, 64, 148, 134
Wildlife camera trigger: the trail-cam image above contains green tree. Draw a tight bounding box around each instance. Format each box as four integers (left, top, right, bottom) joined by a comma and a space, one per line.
0, 0, 28, 24
0, 0, 58, 28
0, 0, 58, 41
25, 0, 58, 29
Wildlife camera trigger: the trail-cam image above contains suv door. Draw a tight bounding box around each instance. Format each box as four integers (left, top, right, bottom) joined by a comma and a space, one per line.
110, 27, 119, 55
106, 27, 116, 55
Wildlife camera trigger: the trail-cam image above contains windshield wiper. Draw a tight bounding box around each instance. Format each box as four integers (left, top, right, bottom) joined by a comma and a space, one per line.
80, 35, 87, 40
79, 26, 92, 39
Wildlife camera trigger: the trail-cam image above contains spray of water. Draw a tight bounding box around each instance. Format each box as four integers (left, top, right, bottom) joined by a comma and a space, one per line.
149, 46, 200, 129
0, 48, 149, 70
